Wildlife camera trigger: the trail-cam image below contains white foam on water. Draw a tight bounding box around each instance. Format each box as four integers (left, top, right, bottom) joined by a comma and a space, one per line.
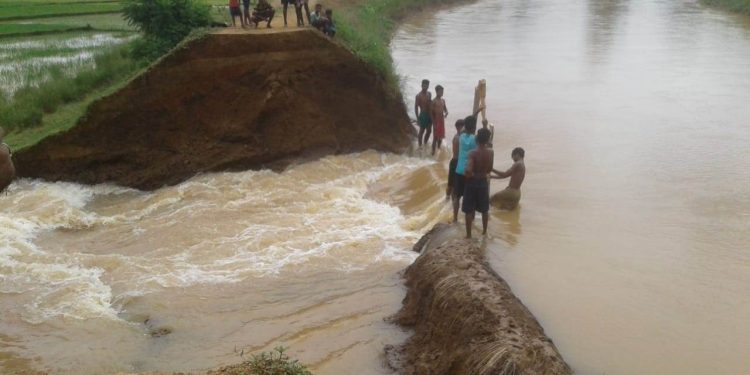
0, 152, 439, 322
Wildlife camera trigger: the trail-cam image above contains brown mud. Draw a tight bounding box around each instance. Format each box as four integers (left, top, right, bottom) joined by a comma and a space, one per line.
14, 30, 413, 190
387, 224, 572, 375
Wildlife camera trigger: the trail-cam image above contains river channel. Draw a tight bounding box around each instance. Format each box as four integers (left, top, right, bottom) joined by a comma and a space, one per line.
391, 0, 750, 374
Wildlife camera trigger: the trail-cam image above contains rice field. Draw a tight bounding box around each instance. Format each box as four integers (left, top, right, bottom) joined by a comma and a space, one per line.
0, 31, 136, 98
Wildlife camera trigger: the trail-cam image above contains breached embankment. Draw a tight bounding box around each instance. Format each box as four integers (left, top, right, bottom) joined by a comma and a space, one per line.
14, 30, 413, 190
387, 224, 572, 375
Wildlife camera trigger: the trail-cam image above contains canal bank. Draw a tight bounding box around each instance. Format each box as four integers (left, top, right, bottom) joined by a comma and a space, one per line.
391, 0, 750, 373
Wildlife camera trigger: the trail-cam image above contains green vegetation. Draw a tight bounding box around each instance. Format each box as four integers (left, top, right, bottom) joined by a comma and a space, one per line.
0, 43, 138, 133
0, 23, 91, 37
0, 3, 123, 21
217, 347, 313, 375
703, 0, 750, 14
122, 0, 211, 59
336, 0, 466, 87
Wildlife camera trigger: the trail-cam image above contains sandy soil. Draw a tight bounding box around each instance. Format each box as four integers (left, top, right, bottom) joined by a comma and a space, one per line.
14, 30, 413, 190
387, 223, 573, 375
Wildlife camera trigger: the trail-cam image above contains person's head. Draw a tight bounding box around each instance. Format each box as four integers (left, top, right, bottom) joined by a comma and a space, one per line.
454, 119, 464, 132
512, 147, 525, 161
435, 85, 443, 97
463, 115, 477, 134
476, 128, 491, 146
421, 79, 429, 92
315, 3, 322, 12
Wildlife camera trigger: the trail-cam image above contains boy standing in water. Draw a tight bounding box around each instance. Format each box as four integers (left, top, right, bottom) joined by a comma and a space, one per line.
452, 115, 477, 223
446, 119, 464, 199
431, 85, 448, 156
414, 79, 432, 148
463, 128, 494, 238
491, 147, 526, 210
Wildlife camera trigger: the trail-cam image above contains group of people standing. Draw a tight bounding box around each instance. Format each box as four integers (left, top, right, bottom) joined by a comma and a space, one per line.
228, 0, 336, 36
415, 79, 526, 239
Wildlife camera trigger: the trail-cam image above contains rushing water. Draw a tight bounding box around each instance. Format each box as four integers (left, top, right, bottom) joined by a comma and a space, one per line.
391, 0, 750, 374
0, 152, 454, 374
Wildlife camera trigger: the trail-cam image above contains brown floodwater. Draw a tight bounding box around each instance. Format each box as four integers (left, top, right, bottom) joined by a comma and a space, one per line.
0, 152, 454, 374
391, 0, 750, 374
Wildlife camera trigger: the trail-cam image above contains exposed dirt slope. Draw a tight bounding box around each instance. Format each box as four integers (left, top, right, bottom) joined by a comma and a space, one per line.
14, 30, 413, 190
388, 224, 572, 375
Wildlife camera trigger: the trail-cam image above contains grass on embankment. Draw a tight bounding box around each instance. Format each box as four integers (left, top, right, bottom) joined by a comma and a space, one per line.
703, 0, 750, 14
334, 0, 470, 90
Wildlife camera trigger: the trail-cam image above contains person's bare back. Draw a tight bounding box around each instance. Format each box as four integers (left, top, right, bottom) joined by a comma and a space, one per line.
507, 160, 525, 189
466, 145, 494, 180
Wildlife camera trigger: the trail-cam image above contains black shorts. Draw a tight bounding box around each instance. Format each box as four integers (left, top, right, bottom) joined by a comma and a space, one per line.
281, 0, 297, 5
448, 158, 458, 191
230, 6, 242, 16
462, 177, 490, 214
453, 174, 466, 199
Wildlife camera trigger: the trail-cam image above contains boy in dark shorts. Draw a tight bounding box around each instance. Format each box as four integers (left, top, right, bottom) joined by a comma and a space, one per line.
463, 128, 494, 238
281, 0, 294, 26
452, 115, 477, 223
242, 0, 252, 26
414, 79, 432, 148
446, 119, 464, 199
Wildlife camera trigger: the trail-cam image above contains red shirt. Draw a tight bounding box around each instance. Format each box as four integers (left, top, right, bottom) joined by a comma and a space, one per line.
229, 0, 240, 7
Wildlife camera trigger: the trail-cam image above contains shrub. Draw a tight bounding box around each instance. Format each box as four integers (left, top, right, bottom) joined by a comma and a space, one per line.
216, 347, 313, 375
123, 0, 211, 60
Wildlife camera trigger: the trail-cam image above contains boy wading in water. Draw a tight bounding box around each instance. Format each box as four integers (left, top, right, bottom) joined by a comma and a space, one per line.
452, 115, 477, 223
463, 128, 494, 238
446, 119, 464, 199
491, 147, 526, 210
414, 79, 432, 148
431, 85, 448, 156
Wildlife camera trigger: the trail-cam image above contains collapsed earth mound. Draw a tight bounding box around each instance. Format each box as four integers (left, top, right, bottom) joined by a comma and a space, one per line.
15, 30, 413, 190
388, 224, 572, 375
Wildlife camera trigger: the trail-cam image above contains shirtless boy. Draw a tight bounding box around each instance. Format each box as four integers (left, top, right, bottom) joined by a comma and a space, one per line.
414, 79, 432, 148
0, 131, 15, 193
446, 119, 464, 199
491, 147, 526, 210
463, 128, 494, 238
431, 85, 448, 156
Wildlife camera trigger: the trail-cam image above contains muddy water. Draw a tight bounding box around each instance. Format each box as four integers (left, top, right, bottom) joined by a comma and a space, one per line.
0, 152, 452, 374
391, 0, 750, 374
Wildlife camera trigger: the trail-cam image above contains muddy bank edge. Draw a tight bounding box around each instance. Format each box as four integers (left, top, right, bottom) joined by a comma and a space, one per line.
387, 224, 573, 375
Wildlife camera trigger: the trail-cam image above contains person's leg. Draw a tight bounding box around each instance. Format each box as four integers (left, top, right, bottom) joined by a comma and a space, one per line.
240, 9, 246, 26
481, 212, 488, 235
465, 212, 474, 238
417, 127, 425, 147
431, 133, 438, 156
303, 2, 311, 23
283, 2, 288, 26
423, 125, 432, 147
266, 10, 275, 27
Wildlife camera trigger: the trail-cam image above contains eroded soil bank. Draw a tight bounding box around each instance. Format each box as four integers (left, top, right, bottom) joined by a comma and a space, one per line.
387, 224, 572, 375
14, 30, 413, 190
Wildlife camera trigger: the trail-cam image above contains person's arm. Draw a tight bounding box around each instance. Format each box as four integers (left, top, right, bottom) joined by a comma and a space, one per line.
443, 100, 449, 118
452, 136, 459, 158
492, 163, 516, 179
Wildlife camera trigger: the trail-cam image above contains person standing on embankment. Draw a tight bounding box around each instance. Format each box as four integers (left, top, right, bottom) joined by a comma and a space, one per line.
463, 128, 494, 238
452, 115, 477, 223
0, 130, 15, 193
431, 85, 448, 156
415, 79, 432, 148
